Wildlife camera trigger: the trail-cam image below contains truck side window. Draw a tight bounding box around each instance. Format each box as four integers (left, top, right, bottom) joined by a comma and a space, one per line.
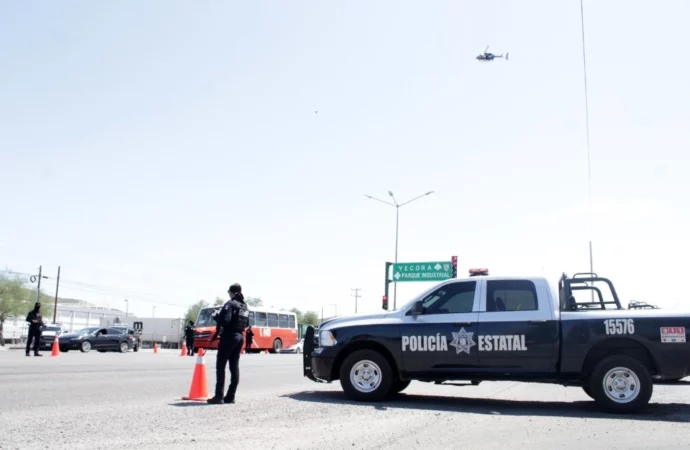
421, 281, 477, 314
486, 280, 538, 312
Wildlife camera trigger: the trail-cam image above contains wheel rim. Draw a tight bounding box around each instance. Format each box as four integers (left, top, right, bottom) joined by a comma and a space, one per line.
120, 343, 128, 352
350, 360, 382, 393
82, 341, 91, 352
603, 366, 641, 403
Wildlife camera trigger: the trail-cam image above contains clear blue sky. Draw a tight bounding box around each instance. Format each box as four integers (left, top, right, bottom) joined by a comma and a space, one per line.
2, 0, 689, 319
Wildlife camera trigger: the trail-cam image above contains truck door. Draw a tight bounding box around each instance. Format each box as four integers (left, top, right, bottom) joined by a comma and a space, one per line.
476, 279, 558, 372
400, 280, 480, 374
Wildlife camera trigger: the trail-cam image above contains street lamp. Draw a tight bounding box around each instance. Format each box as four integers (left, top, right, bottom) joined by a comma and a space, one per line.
124, 299, 129, 318
364, 190, 435, 310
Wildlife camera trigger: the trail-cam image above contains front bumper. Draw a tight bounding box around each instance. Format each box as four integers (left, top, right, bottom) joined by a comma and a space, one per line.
60, 340, 84, 350
311, 353, 335, 381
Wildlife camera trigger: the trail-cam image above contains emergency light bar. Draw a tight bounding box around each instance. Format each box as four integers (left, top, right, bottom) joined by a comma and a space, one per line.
469, 268, 489, 276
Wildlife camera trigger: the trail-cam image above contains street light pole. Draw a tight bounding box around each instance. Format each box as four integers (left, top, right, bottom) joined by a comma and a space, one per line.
124, 299, 129, 318
364, 190, 435, 310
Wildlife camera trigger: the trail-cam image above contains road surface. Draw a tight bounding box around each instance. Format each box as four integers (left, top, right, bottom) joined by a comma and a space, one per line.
1, 349, 689, 449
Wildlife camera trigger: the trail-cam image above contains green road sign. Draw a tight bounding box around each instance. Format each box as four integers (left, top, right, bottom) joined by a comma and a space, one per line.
392, 261, 452, 282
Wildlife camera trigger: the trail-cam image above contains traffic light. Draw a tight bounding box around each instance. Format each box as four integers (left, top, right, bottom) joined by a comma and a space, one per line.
451, 255, 458, 278
382, 295, 388, 311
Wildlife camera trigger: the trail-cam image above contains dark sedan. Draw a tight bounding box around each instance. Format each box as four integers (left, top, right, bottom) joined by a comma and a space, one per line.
59, 327, 134, 353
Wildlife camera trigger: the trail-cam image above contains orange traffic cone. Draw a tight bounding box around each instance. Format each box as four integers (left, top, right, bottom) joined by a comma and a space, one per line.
180, 342, 187, 357
153, 343, 158, 354
181, 348, 209, 401
51, 336, 60, 357
263, 349, 269, 355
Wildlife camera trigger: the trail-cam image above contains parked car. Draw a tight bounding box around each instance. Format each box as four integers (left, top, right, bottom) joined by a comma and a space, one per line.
282, 339, 304, 354
59, 327, 134, 353
39, 324, 69, 352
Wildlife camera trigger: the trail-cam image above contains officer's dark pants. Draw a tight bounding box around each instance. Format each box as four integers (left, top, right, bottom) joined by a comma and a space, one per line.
215, 333, 244, 399
186, 338, 194, 355
26, 328, 41, 355
245, 340, 252, 353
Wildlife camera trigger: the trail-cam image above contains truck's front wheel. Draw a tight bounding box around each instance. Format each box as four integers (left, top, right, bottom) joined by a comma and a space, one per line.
588, 355, 653, 413
339, 350, 394, 402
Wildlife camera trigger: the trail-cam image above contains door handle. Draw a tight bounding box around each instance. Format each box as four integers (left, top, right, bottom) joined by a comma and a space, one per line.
453, 322, 472, 326
528, 320, 546, 324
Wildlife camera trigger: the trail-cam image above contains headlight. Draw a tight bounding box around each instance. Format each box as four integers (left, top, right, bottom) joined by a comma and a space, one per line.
319, 330, 337, 347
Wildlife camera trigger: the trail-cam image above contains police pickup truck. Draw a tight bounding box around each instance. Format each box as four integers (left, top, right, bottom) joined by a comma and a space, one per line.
302, 270, 690, 413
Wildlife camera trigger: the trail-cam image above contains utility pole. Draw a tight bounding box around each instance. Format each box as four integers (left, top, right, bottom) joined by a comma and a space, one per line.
35, 265, 43, 304
52, 266, 61, 323
351, 288, 361, 314
364, 190, 434, 310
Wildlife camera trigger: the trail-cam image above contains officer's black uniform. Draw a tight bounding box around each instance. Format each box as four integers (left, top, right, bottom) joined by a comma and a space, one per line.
184, 321, 195, 356
245, 326, 254, 354
208, 283, 249, 404
25, 303, 45, 357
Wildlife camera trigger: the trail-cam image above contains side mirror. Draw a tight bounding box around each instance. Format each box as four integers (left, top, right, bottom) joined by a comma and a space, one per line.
410, 301, 424, 316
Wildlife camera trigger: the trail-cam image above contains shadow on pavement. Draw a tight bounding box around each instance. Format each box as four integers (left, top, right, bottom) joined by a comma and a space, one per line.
283, 390, 690, 423
168, 401, 213, 408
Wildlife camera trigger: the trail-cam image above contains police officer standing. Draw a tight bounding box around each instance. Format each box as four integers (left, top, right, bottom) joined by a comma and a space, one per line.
245, 326, 254, 354
184, 320, 195, 356
25, 302, 45, 357
208, 283, 249, 404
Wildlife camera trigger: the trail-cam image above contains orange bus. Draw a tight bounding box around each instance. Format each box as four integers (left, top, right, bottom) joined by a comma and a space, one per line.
192, 306, 298, 353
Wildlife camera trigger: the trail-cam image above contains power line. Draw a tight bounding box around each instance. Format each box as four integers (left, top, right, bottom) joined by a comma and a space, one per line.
580, 0, 594, 275
1, 269, 190, 309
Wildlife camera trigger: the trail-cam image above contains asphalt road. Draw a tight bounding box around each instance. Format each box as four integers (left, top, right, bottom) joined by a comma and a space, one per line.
1, 349, 689, 450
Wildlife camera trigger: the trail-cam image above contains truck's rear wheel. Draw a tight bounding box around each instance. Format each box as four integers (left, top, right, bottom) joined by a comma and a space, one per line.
339, 350, 393, 402
588, 355, 653, 413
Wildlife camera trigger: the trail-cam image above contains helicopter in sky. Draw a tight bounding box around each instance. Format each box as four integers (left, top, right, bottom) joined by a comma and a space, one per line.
476, 46, 509, 62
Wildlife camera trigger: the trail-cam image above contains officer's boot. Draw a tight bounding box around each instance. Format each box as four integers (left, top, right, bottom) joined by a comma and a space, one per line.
223, 391, 235, 403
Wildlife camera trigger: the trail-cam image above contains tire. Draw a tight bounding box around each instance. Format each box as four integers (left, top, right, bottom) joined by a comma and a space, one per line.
60, 348, 69, 353
388, 379, 411, 396
97, 350, 106, 353
588, 355, 653, 413
339, 349, 394, 402
272, 339, 283, 353
119, 342, 129, 353
296, 347, 301, 354
80, 341, 92, 353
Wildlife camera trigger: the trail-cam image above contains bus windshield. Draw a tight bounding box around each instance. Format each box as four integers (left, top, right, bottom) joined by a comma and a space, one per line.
195, 308, 219, 327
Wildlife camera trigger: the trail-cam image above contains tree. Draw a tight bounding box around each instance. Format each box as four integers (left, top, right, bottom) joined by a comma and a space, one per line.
301, 311, 319, 326
289, 307, 304, 324
213, 297, 224, 306
184, 300, 209, 324
0, 273, 30, 346
246, 297, 263, 307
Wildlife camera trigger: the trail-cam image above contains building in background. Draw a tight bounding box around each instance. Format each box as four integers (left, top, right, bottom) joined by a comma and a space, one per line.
2, 305, 130, 343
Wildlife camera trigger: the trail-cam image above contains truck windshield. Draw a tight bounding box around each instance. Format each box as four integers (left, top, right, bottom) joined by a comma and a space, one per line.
195, 308, 218, 327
